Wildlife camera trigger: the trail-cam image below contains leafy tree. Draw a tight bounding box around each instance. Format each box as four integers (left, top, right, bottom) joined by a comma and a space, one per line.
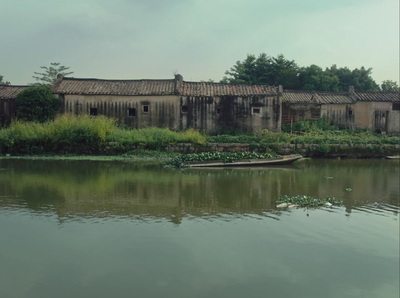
270, 54, 300, 89
298, 65, 339, 92
349, 67, 379, 92
32, 62, 73, 85
221, 53, 300, 87
16, 85, 59, 122
380, 80, 399, 92
222, 53, 381, 92
0, 75, 4, 84
222, 54, 260, 84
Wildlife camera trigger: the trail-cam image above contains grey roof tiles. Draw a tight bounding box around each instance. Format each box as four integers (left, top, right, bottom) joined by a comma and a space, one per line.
0, 85, 29, 99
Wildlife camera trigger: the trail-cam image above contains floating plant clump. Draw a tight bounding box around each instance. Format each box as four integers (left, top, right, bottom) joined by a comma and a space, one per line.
168, 151, 279, 167
276, 195, 343, 208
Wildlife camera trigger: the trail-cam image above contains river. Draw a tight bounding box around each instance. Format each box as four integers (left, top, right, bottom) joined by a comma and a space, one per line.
0, 158, 399, 298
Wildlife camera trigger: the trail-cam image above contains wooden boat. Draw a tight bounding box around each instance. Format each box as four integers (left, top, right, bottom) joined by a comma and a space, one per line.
188, 154, 303, 168
385, 155, 400, 159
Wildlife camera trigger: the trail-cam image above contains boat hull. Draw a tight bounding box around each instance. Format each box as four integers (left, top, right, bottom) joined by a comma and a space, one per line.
188, 154, 303, 168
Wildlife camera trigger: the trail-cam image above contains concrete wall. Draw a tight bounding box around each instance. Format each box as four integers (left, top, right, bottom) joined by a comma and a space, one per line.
354, 101, 398, 133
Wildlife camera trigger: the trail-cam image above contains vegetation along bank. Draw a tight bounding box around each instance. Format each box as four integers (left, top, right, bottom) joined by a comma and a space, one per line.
0, 115, 398, 158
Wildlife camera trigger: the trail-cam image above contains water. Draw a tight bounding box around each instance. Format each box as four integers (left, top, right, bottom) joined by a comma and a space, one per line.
0, 158, 399, 298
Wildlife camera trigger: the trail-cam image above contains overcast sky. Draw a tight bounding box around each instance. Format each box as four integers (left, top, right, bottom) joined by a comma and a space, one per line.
1, 0, 398, 86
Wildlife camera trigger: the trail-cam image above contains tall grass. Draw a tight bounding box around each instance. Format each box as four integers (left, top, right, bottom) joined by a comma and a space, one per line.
0, 115, 398, 155
0, 115, 206, 155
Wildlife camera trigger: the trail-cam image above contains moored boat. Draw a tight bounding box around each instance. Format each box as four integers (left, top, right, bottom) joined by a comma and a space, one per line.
385, 155, 400, 159
188, 154, 303, 167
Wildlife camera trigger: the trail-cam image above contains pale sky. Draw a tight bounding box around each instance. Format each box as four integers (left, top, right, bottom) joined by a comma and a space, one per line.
0, 0, 399, 86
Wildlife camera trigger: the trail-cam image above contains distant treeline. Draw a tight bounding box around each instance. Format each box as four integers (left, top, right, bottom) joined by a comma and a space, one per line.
221, 53, 399, 92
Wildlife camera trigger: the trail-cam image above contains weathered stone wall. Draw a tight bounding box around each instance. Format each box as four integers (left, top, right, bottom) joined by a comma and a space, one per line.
321, 104, 355, 129
180, 95, 281, 133
62, 93, 282, 133
282, 102, 320, 126
0, 99, 16, 125
62, 94, 181, 129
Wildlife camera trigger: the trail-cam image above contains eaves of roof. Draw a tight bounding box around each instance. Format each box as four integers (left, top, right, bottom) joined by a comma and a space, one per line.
51, 78, 177, 96
51, 77, 279, 97
355, 92, 399, 102
0, 85, 30, 100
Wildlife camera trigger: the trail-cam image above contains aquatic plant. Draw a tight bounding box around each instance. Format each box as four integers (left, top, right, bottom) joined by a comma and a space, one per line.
168, 151, 279, 168
276, 195, 343, 208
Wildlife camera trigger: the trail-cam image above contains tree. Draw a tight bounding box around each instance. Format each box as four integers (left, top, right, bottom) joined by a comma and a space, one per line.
270, 54, 300, 89
348, 67, 379, 92
222, 54, 260, 84
222, 53, 382, 92
380, 80, 399, 92
298, 65, 339, 92
0, 75, 4, 84
32, 62, 73, 85
16, 85, 59, 122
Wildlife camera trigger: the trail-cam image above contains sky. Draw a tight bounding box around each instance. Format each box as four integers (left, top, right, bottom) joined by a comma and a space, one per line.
0, 0, 399, 86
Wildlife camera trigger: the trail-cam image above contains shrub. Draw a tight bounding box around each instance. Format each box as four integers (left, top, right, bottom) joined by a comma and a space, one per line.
16, 86, 59, 122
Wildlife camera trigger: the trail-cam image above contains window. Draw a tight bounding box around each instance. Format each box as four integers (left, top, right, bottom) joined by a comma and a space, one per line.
128, 108, 136, 117
252, 108, 261, 114
216, 108, 220, 114
142, 105, 149, 113
181, 105, 188, 113
393, 102, 400, 111
89, 108, 98, 116
348, 110, 353, 115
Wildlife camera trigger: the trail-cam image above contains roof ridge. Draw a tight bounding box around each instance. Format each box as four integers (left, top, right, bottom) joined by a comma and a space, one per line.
62, 77, 175, 82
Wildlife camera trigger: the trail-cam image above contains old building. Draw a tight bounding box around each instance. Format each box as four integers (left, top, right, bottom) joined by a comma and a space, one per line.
0, 84, 29, 125
51, 74, 282, 133
352, 89, 399, 134
282, 87, 399, 134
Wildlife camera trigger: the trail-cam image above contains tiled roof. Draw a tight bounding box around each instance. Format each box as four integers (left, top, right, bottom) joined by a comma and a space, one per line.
51, 76, 278, 97
282, 90, 319, 103
318, 92, 355, 104
0, 85, 29, 99
181, 81, 277, 96
283, 90, 356, 104
51, 78, 176, 96
355, 92, 399, 102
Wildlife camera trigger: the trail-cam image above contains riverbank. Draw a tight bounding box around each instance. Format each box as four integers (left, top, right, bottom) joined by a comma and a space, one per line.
1, 115, 398, 158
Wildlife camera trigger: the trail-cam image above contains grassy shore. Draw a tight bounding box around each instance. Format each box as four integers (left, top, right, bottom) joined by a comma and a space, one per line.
1, 114, 398, 157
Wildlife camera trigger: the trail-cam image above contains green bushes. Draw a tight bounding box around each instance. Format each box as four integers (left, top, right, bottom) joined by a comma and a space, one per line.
282, 118, 338, 133
16, 86, 59, 122
0, 116, 398, 156
0, 115, 206, 155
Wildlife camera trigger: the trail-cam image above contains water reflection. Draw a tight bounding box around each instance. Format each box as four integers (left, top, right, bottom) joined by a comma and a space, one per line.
0, 159, 399, 222
0, 159, 399, 298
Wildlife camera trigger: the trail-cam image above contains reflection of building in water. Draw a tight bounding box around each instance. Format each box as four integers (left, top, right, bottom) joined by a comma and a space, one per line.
0, 160, 398, 223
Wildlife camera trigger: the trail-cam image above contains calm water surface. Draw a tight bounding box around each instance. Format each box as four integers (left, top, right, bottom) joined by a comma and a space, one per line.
0, 158, 399, 298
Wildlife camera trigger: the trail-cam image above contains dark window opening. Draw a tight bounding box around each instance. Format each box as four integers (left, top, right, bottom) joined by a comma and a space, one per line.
253, 108, 261, 114
216, 108, 220, 114
90, 108, 98, 116
348, 110, 353, 115
128, 108, 136, 117
181, 105, 188, 113
143, 105, 149, 113
393, 102, 400, 111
